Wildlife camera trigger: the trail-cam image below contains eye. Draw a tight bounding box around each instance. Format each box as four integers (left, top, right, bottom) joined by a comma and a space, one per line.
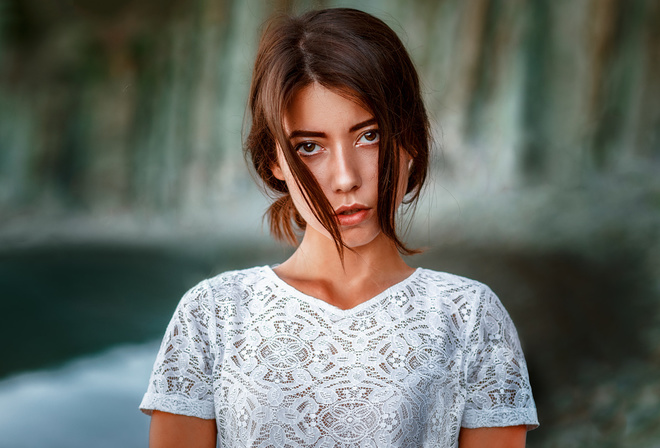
357, 130, 380, 145
295, 142, 322, 156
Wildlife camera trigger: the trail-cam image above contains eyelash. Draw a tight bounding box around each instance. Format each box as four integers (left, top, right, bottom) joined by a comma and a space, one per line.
294, 130, 380, 157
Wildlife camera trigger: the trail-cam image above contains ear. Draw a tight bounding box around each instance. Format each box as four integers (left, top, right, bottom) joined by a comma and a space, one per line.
271, 162, 285, 181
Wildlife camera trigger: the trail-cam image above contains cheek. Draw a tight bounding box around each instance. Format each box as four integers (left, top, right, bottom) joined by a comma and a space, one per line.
279, 166, 315, 219
274, 148, 304, 198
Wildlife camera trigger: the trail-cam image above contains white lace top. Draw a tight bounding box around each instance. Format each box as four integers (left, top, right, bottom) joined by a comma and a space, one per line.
140, 266, 538, 447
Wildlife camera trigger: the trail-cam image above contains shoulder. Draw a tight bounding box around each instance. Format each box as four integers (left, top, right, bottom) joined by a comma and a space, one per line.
205, 265, 270, 288
174, 265, 273, 307
411, 268, 508, 332
413, 268, 496, 306
414, 270, 525, 358
193, 265, 276, 306
174, 266, 275, 334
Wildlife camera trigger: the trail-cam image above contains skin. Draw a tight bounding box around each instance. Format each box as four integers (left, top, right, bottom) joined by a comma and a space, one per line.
271, 83, 414, 310
459, 425, 528, 447
149, 411, 216, 448
149, 83, 528, 447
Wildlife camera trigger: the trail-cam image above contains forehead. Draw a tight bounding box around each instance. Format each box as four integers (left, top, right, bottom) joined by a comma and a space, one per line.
284, 83, 373, 132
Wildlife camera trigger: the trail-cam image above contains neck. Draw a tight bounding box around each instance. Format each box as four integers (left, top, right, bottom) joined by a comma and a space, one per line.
300, 230, 407, 276
273, 230, 415, 309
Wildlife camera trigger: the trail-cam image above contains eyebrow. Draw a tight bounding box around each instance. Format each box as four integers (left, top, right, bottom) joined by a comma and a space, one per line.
287, 118, 377, 140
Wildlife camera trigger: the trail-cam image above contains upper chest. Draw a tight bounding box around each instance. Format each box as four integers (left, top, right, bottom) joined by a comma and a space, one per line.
216, 286, 471, 381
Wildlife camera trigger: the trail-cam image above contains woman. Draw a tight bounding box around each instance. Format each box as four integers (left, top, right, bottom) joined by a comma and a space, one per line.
140, 8, 539, 447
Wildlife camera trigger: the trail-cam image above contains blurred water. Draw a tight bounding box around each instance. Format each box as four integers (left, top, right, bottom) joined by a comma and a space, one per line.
0, 341, 157, 448
0, 237, 281, 378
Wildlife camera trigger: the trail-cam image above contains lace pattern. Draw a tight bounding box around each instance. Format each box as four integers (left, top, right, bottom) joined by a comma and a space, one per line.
140, 266, 538, 447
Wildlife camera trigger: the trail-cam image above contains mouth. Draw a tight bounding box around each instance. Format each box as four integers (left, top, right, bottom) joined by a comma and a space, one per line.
335, 204, 369, 215
335, 204, 371, 226
337, 208, 364, 216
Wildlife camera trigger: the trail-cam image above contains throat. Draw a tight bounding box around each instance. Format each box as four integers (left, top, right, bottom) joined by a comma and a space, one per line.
272, 261, 416, 311
273, 231, 415, 310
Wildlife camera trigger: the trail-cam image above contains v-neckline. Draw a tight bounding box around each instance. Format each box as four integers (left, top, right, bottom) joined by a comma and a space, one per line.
263, 265, 421, 316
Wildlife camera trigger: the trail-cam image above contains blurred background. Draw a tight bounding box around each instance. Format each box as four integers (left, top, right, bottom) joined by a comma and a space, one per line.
0, 0, 658, 446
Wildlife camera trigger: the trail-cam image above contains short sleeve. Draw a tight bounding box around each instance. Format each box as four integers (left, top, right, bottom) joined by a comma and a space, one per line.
462, 286, 539, 430
139, 280, 216, 419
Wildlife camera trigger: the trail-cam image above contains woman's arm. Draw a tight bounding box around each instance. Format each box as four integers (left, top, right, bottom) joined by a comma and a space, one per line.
149, 411, 217, 448
458, 425, 527, 448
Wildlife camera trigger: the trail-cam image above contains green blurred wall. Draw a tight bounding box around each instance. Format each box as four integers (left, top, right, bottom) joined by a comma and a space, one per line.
1, 0, 658, 217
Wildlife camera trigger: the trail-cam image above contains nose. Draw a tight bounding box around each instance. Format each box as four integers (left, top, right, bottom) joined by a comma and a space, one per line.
331, 146, 361, 193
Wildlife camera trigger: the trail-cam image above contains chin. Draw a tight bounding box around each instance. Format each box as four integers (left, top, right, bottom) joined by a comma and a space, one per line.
304, 220, 386, 251
337, 228, 384, 250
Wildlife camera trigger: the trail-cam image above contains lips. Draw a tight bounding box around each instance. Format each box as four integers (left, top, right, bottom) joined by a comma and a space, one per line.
335, 204, 371, 226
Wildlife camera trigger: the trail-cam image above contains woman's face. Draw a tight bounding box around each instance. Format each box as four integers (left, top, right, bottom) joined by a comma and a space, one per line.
271, 83, 410, 249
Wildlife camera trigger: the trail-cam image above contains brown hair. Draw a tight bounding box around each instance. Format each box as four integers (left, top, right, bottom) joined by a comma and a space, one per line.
245, 8, 430, 256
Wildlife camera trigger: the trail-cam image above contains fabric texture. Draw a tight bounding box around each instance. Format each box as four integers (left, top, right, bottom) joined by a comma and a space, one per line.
140, 266, 538, 447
